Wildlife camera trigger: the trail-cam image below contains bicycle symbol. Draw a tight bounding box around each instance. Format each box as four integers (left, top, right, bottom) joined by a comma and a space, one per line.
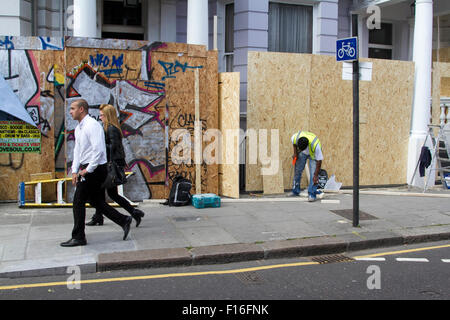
338, 42, 356, 59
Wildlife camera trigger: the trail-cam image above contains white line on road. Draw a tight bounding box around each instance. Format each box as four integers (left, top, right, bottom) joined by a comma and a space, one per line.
396, 258, 429, 262
355, 257, 386, 262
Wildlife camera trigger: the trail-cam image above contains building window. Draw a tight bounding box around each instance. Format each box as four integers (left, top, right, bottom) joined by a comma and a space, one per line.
102, 0, 144, 40
225, 3, 234, 72
368, 23, 393, 60
268, 3, 313, 53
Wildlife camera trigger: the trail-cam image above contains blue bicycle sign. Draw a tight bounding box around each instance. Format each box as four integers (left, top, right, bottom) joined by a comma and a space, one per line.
336, 37, 358, 62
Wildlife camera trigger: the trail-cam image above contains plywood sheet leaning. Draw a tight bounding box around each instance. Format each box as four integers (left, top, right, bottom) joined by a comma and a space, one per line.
362, 58, 413, 186
309, 55, 353, 188
246, 51, 312, 192
151, 43, 219, 197
0, 49, 56, 200
247, 52, 414, 191
218, 72, 240, 198
310, 56, 413, 186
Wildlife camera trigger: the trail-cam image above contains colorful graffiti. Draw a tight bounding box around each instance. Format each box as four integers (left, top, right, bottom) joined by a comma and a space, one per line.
0, 50, 54, 137
0, 36, 64, 51
65, 63, 166, 201
0, 37, 212, 201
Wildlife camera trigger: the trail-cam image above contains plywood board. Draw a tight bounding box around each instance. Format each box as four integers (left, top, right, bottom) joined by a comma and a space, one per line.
0, 49, 56, 200
246, 51, 312, 192
218, 72, 240, 199
0, 38, 219, 201
151, 46, 218, 197
64, 47, 163, 202
247, 52, 414, 191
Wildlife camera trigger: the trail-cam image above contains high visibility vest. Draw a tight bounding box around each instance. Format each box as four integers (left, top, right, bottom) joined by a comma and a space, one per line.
293, 131, 321, 160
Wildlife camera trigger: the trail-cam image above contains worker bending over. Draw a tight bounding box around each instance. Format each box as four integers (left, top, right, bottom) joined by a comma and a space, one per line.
291, 131, 323, 202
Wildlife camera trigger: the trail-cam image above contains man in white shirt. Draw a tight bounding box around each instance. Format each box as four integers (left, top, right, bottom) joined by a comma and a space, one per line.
61, 99, 132, 247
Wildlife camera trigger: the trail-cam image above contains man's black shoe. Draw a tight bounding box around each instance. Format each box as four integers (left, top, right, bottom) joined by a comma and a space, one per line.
60, 238, 87, 247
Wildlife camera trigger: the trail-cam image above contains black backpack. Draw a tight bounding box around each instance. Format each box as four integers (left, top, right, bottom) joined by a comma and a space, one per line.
165, 175, 192, 207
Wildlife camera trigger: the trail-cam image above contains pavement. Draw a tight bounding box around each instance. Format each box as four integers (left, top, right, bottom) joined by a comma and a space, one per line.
1, 186, 450, 279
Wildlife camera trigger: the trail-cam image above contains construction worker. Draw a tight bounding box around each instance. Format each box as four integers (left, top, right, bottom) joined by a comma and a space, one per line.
290, 131, 323, 202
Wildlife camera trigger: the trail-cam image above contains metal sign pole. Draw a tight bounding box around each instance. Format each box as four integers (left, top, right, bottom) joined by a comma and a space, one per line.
352, 14, 360, 227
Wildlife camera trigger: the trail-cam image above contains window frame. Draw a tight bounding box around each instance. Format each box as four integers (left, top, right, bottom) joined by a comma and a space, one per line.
368, 22, 394, 60
101, 0, 145, 38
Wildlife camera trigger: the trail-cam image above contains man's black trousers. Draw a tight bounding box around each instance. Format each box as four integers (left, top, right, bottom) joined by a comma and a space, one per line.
72, 164, 128, 240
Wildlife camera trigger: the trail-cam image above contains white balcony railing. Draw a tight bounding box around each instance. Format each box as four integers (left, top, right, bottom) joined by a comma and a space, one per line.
440, 97, 450, 126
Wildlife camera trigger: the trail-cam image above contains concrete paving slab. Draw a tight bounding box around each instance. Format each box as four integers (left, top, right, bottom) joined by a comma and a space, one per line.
1, 237, 27, 262
264, 220, 325, 239
0, 224, 29, 240
26, 238, 83, 260
178, 226, 239, 247
28, 224, 74, 241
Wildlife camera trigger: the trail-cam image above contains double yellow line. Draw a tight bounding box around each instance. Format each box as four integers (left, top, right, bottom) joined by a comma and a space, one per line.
0, 261, 318, 291
1, 243, 449, 291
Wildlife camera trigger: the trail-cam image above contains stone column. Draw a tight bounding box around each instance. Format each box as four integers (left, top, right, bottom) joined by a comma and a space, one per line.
187, 0, 208, 48
73, 0, 97, 37
408, 0, 433, 187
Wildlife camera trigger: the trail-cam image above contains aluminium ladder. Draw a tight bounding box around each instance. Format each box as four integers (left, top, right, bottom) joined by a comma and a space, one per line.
18, 172, 138, 208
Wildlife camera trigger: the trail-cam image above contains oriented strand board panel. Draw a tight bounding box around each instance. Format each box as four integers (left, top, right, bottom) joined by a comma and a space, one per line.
309, 55, 353, 187
64, 47, 164, 202
362, 58, 413, 185
247, 52, 414, 191
152, 44, 219, 197
219, 72, 240, 198
246, 51, 311, 192
0, 49, 57, 200
0, 38, 219, 201
310, 56, 413, 186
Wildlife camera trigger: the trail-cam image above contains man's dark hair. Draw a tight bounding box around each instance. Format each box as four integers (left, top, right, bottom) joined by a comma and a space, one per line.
74, 99, 89, 114
297, 137, 309, 151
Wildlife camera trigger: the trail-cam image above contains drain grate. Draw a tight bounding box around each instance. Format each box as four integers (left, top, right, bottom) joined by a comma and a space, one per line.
330, 209, 378, 221
311, 254, 355, 264
234, 272, 264, 285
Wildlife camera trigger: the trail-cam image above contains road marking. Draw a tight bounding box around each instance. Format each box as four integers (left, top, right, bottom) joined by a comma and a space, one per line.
442, 259, 450, 263
396, 258, 429, 262
355, 257, 386, 262
0, 261, 319, 291
352, 243, 450, 260
1, 243, 449, 292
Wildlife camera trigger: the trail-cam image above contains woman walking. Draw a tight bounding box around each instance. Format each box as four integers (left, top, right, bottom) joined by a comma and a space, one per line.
86, 104, 145, 227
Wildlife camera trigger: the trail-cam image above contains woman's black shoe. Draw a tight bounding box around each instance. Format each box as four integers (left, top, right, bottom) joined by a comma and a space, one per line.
122, 216, 132, 240
86, 219, 104, 226
132, 209, 145, 227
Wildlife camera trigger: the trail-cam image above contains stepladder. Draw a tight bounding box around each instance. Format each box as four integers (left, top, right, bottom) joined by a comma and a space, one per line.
410, 124, 450, 192
18, 172, 137, 208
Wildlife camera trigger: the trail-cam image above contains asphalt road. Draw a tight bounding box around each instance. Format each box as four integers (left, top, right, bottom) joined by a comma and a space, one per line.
0, 241, 449, 307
